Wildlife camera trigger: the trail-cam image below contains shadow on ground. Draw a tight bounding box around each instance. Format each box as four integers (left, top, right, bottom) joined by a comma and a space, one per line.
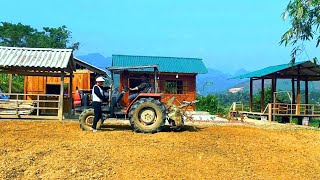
99, 124, 205, 133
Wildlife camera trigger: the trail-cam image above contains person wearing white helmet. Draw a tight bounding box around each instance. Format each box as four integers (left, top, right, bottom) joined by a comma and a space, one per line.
91, 76, 112, 132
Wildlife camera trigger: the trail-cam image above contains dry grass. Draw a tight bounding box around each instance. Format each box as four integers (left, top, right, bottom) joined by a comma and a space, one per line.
0, 120, 320, 179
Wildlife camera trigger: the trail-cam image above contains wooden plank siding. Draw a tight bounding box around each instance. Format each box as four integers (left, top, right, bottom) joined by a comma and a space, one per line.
24, 70, 92, 113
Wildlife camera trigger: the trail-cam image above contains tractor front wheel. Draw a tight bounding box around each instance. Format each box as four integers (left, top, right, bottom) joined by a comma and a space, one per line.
128, 98, 166, 133
79, 108, 102, 131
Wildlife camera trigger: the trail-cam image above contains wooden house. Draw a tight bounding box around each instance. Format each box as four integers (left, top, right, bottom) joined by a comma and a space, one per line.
111, 55, 207, 109
24, 57, 106, 113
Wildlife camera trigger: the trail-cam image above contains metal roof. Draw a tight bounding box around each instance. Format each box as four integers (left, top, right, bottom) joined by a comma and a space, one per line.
232, 61, 320, 80
111, 54, 208, 74
74, 57, 106, 75
0, 46, 74, 72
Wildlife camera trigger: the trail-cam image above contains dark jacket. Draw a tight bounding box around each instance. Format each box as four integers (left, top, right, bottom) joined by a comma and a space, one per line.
93, 85, 110, 102
137, 80, 151, 93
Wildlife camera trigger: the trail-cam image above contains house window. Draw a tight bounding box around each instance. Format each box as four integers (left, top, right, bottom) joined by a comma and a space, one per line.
165, 80, 183, 94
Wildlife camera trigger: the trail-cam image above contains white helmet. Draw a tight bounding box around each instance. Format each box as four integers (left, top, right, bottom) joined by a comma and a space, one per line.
96, 77, 105, 82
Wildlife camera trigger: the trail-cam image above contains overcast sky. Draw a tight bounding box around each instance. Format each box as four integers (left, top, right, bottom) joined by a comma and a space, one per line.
1, 0, 318, 73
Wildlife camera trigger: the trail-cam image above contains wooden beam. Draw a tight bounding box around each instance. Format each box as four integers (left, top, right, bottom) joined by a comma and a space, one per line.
58, 74, 64, 121
292, 78, 296, 104
8, 74, 12, 94
250, 78, 253, 112
3, 70, 67, 77
261, 78, 265, 113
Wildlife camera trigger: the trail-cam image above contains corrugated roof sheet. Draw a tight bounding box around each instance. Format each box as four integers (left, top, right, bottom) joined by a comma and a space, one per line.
232, 61, 308, 79
0, 46, 74, 70
112, 54, 208, 74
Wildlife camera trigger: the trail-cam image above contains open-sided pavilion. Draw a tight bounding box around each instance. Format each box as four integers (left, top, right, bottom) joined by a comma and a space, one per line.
231, 61, 320, 121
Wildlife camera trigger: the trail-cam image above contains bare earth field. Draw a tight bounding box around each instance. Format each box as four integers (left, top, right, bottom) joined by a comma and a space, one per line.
0, 120, 320, 179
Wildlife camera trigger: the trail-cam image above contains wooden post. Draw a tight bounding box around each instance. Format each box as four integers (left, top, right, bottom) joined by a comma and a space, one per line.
271, 78, 275, 104
296, 66, 301, 115
268, 103, 272, 121
305, 80, 309, 114
305, 80, 309, 104
271, 78, 277, 121
261, 78, 265, 113
58, 73, 65, 121
69, 72, 73, 115
292, 78, 296, 104
8, 74, 12, 94
249, 78, 253, 112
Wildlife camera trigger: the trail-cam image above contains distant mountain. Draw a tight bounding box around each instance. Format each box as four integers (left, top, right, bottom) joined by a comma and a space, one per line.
77, 53, 112, 70
196, 68, 248, 95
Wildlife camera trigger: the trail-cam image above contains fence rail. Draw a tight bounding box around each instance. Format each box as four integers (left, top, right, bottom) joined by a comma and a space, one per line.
229, 102, 320, 122
0, 93, 61, 119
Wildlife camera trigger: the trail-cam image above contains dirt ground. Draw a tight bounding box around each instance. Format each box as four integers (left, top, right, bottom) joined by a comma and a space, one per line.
0, 120, 320, 179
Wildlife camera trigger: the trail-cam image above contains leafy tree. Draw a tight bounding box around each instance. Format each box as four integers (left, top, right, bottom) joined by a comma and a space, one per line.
280, 0, 320, 63
196, 94, 225, 115
0, 22, 79, 49
0, 22, 80, 93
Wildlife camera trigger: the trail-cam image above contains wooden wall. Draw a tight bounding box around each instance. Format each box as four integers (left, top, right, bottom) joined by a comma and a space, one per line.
24, 70, 92, 113
119, 72, 197, 110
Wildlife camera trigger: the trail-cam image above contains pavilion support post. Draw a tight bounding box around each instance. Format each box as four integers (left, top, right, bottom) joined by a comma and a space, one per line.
296, 65, 301, 115
305, 80, 309, 104
291, 78, 296, 104
58, 74, 65, 121
268, 103, 272, 121
305, 80, 309, 114
8, 74, 12, 94
271, 78, 277, 121
69, 71, 73, 115
261, 78, 265, 113
249, 78, 253, 112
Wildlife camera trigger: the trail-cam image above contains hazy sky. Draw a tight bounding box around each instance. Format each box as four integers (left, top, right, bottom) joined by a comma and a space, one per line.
0, 0, 318, 73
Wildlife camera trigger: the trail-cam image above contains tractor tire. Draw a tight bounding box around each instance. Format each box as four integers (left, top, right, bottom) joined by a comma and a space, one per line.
128, 98, 166, 133
79, 108, 102, 131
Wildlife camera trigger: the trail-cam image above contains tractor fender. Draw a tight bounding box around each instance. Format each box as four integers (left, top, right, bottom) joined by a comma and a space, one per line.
126, 93, 163, 114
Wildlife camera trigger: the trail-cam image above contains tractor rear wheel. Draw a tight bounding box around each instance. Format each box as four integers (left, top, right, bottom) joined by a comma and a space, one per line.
128, 98, 166, 133
79, 108, 102, 131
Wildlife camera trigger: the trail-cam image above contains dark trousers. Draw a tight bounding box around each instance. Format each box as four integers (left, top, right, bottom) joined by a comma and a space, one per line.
92, 102, 102, 130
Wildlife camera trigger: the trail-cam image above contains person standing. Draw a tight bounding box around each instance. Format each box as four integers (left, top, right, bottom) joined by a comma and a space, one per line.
91, 77, 112, 132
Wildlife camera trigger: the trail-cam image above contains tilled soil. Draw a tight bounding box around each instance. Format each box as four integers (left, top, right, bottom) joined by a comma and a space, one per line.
0, 120, 320, 179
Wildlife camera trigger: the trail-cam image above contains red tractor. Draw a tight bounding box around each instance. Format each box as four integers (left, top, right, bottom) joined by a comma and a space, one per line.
78, 65, 185, 133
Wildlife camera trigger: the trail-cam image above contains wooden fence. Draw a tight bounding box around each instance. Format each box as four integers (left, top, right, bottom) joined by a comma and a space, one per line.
0, 93, 62, 120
